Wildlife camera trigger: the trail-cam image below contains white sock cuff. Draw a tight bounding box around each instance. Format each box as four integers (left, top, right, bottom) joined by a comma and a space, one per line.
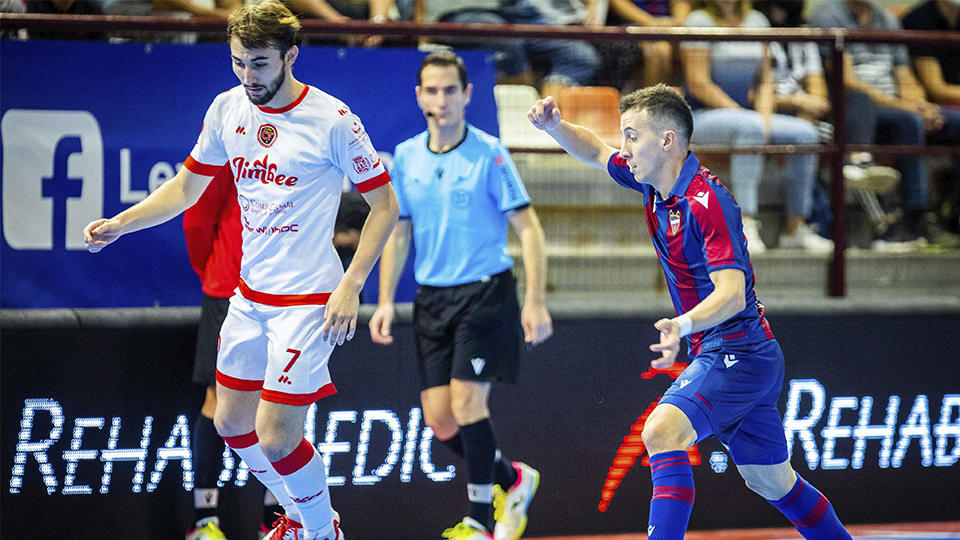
467, 483, 494, 503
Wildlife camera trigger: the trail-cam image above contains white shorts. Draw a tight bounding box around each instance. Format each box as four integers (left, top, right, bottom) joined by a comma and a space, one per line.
216, 293, 336, 405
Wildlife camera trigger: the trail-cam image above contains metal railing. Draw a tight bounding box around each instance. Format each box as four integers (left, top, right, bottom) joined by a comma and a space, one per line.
3, 14, 960, 296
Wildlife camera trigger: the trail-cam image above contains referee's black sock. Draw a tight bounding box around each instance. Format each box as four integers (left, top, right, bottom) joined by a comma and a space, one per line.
440, 432, 519, 491
192, 413, 222, 524
459, 419, 498, 531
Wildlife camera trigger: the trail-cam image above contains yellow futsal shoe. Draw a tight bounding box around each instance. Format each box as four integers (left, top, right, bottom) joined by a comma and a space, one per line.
186, 517, 228, 540
492, 462, 540, 540
442, 517, 493, 539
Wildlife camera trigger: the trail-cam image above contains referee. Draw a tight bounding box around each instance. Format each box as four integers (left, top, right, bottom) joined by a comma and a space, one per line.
369, 51, 552, 540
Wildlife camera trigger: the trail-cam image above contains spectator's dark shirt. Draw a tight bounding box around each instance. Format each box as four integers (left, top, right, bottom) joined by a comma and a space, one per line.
27, 0, 105, 40
902, 0, 960, 85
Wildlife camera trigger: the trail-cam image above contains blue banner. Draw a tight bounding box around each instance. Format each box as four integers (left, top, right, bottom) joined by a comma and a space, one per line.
0, 39, 498, 308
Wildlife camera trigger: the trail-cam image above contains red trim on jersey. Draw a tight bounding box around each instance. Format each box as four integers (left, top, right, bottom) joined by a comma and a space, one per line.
216, 370, 264, 391
271, 438, 316, 475
611, 153, 629, 167
687, 174, 736, 268
355, 170, 391, 193
722, 331, 746, 340
183, 155, 226, 177
222, 430, 259, 450
257, 85, 309, 114
238, 279, 331, 307
261, 383, 337, 406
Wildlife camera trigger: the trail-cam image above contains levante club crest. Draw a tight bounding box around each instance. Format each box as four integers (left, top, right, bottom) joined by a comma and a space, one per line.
669, 208, 681, 235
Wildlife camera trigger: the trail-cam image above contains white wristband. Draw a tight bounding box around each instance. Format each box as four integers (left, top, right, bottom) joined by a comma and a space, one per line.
673, 314, 693, 337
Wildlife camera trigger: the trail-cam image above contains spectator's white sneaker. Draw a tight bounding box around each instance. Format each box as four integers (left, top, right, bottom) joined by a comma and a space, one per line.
778, 223, 834, 253
742, 217, 767, 254
493, 462, 540, 540
442, 517, 493, 539
843, 161, 900, 195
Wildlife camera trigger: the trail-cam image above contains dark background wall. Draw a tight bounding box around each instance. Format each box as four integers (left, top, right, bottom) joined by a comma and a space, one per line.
2, 308, 959, 538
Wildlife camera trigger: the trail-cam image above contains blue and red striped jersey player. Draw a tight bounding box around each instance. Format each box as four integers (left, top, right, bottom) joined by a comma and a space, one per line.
528, 84, 853, 540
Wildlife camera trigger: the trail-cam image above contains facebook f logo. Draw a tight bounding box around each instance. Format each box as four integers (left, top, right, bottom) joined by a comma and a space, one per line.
2, 110, 103, 250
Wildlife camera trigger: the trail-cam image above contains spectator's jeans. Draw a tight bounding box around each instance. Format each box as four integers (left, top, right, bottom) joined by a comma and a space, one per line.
874, 107, 929, 210
442, 8, 598, 86
691, 109, 819, 218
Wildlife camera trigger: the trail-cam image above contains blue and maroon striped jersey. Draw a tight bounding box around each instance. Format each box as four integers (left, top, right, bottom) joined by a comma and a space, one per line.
607, 151, 774, 356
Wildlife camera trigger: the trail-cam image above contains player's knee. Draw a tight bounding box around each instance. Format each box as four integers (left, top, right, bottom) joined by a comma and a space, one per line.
255, 425, 298, 462
741, 473, 789, 500
641, 417, 675, 453
449, 393, 488, 426
423, 413, 458, 440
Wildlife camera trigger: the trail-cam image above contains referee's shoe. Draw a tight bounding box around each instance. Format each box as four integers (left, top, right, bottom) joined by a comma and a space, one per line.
493, 462, 540, 540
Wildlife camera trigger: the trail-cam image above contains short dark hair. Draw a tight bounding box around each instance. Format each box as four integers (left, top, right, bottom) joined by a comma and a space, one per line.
417, 51, 469, 90
227, 0, 300, 56
619, 84, 694, 146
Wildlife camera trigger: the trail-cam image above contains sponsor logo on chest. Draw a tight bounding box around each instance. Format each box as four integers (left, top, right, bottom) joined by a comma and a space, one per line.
232, 154, 298, 187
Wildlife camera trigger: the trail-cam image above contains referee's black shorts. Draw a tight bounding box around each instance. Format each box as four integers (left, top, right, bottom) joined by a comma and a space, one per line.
413, 269, 522, 391
192, 294, 230, 388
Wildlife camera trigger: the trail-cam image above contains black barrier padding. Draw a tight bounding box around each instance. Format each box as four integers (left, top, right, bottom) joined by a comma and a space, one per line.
2, 312, 959, 539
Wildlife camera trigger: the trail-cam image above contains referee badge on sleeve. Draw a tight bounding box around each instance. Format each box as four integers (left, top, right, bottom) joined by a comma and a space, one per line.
669, 208, 681, 235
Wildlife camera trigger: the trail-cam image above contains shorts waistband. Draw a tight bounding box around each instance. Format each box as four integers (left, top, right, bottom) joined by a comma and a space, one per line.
238, 279, 331, 307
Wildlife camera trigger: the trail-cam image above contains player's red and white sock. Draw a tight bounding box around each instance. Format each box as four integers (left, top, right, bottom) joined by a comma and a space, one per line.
272, 438, 336, 540
222, 431, 301, 524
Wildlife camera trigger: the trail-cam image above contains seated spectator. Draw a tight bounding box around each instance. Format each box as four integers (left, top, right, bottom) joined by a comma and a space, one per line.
606, 0, 690, 88
282, 0, 395, 47
903, 0, 960, 106
811, 0, 960, 249
755, 1, 900, 201
104, 0, 239, 17
27, 0, 105, 40
682, 0, 830, 253
0, 0, 24, 13
903, 0, 960, 234
426, 0, 599, 100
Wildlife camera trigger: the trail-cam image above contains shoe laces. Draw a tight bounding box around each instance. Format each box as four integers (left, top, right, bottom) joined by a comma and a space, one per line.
441, 521, 489, 539
492, 485, 507, 521
268, 514, 302, 540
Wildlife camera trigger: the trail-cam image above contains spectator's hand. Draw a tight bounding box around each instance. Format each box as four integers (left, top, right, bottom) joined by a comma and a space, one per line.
649, 318, 681, 369
83, 218, 122, 253
794, 93, 830, 119
363, 34, 384, 47
322, 282, 360, 346
528, 96, 562, 132
368, 303, 396, 345
918, 102, 945, 131
521, 302, 553, 347
650, 17, 678, 27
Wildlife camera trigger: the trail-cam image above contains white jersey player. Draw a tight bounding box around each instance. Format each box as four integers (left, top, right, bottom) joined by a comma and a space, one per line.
82, 3, 400, 539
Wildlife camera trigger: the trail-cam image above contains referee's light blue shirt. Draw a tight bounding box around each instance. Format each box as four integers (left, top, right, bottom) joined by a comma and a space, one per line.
392, 124, 532, 287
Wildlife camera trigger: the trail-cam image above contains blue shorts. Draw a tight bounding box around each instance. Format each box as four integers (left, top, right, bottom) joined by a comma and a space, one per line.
660, 339, 789, 466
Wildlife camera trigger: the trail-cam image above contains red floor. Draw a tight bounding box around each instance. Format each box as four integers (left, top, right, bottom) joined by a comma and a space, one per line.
531, 522, 960, 540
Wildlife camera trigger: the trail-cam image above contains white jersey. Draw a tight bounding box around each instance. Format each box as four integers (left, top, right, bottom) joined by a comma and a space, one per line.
185, 85, 389, 304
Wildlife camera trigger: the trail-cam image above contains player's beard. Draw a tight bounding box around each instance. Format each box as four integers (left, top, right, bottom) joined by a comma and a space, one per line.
245, 67, 286, 106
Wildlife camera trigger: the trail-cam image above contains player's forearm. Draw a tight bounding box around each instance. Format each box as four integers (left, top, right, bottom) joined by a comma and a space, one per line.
674, 275, 745, 336
342, 191, 400, 294
517, 215, 548, 307
377, 221, 411, 305
546, 120, 614, 171
113, 171, 203, 236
